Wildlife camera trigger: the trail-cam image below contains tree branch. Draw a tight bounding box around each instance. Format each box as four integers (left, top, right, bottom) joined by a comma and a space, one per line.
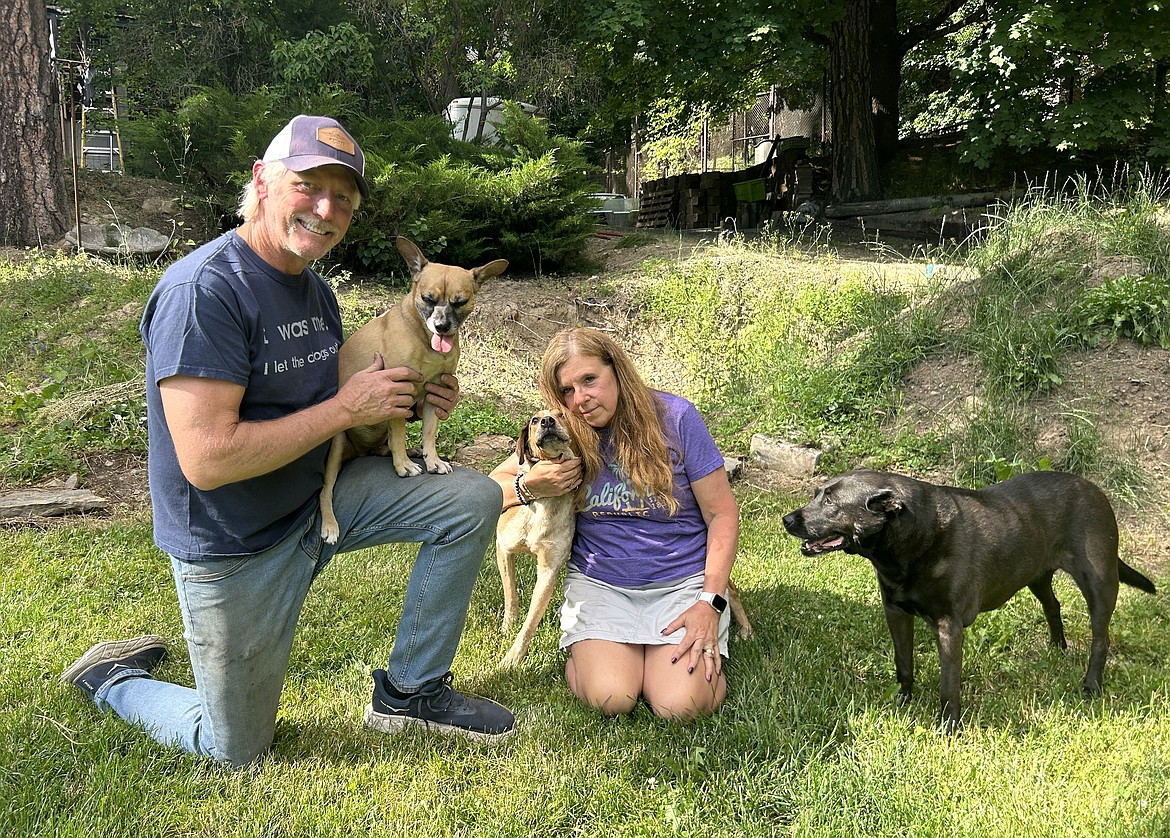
900, 0, 981, 53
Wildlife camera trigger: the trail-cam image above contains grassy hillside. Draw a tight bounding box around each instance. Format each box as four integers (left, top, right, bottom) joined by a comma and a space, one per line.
2, 178, 1169, 836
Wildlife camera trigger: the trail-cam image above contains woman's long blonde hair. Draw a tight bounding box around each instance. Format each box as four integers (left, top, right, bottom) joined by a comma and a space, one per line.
539, 328, 679, 515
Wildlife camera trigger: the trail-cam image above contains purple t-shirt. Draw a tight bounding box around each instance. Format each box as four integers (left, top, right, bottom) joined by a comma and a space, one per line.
140, 231, 343, 560
571, 392, 725, 586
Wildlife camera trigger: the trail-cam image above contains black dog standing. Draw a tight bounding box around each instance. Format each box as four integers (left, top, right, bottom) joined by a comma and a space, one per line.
783, 468, 1156, 729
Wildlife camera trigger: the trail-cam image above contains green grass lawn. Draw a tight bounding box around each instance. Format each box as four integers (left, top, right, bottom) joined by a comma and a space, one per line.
3, 486, 1167, 837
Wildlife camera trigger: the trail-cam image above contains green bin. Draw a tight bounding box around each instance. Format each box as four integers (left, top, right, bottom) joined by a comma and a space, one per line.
733, 178, 766, 202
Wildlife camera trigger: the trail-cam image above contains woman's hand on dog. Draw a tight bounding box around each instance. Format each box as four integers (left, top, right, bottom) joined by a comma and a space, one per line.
523, 457, 583, 499
663, 604, 722, 682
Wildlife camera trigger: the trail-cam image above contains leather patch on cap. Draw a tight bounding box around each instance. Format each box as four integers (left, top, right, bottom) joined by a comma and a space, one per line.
317, 126, 356, 156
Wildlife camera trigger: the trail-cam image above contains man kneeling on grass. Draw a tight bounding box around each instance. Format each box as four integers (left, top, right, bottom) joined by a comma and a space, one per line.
60, 115, 514, 766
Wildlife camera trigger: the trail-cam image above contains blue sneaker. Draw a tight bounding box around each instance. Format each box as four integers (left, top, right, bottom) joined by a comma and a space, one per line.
365, 669, 516, 743
60, 635, 168, 701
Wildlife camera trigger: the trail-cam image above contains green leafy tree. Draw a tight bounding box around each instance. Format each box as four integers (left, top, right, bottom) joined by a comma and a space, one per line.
951, 0, 1170, 167
343, 0, 594, 125
569, 0, 1170, 200
570, 0, 983, 202
272, 22, 375, 99
57, 0, 352, 118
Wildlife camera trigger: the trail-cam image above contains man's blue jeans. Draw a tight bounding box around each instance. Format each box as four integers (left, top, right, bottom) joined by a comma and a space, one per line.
89, 457, 502, 765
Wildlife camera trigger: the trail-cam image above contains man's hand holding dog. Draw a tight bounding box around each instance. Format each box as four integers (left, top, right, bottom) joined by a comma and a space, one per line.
338, 353, 422, 425
339, 353, 461, 425
422, 373, 460, 420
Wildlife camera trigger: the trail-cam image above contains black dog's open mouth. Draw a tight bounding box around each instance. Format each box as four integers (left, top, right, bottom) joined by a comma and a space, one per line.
800, 536, 847, 555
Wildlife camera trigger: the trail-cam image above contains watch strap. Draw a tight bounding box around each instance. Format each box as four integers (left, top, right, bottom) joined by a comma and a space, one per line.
697, 591, 727, 613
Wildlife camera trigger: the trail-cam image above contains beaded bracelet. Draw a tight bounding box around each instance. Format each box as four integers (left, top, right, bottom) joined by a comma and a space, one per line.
514, 472, 532, 506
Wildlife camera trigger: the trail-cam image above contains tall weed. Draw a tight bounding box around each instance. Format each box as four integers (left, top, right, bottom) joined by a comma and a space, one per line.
962, 170, 1170, 397
0, 254, 154, 480
636, 250, 941, 460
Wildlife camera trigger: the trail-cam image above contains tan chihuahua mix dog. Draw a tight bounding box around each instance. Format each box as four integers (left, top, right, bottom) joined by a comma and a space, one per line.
319, 236, 507, 544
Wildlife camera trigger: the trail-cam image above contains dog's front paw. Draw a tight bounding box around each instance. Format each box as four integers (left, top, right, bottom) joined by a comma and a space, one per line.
941, 714, 963, 735
426, 457, 453, 475
394, 460, 424, 477
500, 645, 526, 668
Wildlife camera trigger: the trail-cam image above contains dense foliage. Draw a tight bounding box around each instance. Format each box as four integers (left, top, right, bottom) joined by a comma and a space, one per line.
118, 85, 596, 274
42, 0, 1170, 214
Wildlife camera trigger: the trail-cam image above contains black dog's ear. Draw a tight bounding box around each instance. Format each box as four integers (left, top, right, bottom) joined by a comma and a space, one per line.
866, 489, 903, 515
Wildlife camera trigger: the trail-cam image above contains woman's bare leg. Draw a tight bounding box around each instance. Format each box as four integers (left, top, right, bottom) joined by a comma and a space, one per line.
565, 640, 644, 715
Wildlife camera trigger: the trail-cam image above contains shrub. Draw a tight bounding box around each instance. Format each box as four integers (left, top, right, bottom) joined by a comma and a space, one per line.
1074, 273, 1170, 349
125, 91, 596, 276
347, 106, 597, 276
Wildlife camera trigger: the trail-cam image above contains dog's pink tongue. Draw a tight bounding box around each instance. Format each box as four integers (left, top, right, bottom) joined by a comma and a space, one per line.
431, 333, 454, 354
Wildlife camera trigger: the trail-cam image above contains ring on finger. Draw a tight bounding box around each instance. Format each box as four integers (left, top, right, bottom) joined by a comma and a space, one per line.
703, 648, 716, 657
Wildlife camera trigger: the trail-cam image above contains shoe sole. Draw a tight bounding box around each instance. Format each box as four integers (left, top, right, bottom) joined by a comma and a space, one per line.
60, 635, 169, 684
364, 703, 515, 744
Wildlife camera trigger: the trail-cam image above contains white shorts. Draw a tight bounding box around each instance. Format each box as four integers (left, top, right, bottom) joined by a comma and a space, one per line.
559, 569, 730, 657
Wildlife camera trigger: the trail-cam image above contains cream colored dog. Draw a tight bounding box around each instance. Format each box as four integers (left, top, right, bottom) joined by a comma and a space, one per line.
319, 236, 507, 544
496, 410, 581, 667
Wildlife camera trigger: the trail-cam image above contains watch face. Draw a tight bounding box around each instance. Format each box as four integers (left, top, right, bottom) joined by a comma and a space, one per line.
701, 592, 728, 613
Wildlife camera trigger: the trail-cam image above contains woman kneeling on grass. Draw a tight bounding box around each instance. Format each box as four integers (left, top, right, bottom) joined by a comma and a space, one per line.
490, 327, 739, 721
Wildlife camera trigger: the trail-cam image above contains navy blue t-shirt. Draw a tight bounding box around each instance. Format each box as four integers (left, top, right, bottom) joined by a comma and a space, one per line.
140, 231, 343, 560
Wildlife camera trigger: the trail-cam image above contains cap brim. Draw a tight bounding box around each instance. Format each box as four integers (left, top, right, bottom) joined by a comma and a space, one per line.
282, 154, 370, 201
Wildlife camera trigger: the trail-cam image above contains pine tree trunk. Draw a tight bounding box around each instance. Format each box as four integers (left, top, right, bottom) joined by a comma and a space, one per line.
829, 0, 883, 204
0, 0, 69, 247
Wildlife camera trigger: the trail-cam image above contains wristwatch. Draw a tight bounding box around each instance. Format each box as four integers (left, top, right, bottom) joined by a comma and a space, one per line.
697, 591, 727, 613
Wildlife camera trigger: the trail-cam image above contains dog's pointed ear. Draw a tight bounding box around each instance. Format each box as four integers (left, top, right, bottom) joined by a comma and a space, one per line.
866, 489, 903, 515
472, 259, 508, 286
395, 236, 428, 278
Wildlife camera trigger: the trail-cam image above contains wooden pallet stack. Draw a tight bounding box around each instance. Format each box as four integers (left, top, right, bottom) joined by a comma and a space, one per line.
637, 173, 734, 231
635, 177, 678, 229
635, 137, 820, 231
698, 172, 736, 228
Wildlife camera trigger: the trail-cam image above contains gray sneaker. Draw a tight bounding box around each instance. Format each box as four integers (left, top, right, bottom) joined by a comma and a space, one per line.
365, 669, 516, 743
61, 635, 168, 701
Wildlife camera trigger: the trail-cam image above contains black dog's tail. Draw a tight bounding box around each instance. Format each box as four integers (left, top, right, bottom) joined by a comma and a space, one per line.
1120, 560, 1157, 594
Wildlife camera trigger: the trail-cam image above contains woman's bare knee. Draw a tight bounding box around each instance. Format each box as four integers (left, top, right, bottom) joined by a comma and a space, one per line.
586, 689, 639, 716
645, 685, 721, 721
642, 650, 726, 722
568, 672, 639, 715
566, 646, 640, 715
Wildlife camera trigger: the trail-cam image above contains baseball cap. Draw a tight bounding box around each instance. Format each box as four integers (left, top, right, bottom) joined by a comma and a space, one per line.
262, 115, 370, 200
